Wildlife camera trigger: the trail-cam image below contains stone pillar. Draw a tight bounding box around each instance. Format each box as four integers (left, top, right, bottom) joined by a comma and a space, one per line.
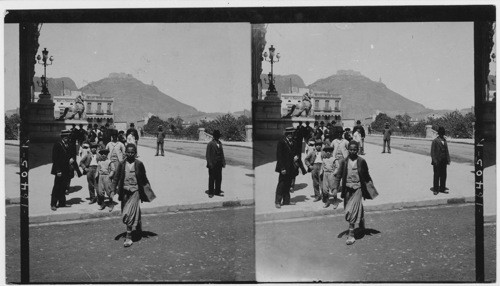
253, 99, 292, 141
198, 128, 207, 141
252, 24, 267, 102
425, 125, 435, 138
245, 125, 252, 142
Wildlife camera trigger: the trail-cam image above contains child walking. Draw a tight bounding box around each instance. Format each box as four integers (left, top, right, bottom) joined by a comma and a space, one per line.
321, 146, 341, 209
304, 139, 324, 202
96, 149, 116, 211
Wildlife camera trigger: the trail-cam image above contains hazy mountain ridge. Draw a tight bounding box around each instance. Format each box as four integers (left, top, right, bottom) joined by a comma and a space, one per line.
79, 73, 200, 123
263, 71, 467, 120
33, 76, 78, 96
308, 72, 428, 119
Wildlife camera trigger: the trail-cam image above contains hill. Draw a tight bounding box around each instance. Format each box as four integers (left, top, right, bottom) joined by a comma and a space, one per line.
260, 74, 307, 95
79, 73, 199, 123
33, 77, 78, 96
308, 70, 428, 120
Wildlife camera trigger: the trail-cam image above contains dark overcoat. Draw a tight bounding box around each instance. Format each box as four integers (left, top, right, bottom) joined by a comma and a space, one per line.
206, 139, 226, 168
50, 140, 73, 177
275, 136, 299, 176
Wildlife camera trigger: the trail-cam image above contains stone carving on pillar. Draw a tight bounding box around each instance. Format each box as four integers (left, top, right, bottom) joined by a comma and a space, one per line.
252, 24, 267, 101
251, 24, 292, 140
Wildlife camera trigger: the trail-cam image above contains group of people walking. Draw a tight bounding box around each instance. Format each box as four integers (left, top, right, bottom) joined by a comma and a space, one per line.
274, 119, 452, 245
51, 122, 147, 247
275, 122, 372, 245
51, 123, 226, 247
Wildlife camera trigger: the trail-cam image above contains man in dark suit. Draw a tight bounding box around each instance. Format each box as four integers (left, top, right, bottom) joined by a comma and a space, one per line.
205, 130, 226, 198
335, 140, 373, 245
275, 127, 299, 209
50, 130, 74, 211
431, 126, 450, 195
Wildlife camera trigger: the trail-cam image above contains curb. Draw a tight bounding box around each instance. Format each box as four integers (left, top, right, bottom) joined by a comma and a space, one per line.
255, 196, 475, 222
28, 199, 254, 224
141, 137, 253, 149
6, 198, 20, 205
368, 134, 473, 145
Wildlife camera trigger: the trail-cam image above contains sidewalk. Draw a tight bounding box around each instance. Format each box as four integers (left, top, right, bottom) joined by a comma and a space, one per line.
255, 141, 489, 222
9, 143, 253, 224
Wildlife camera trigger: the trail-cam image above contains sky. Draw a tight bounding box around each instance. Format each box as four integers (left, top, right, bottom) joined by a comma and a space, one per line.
4, 23, 251, 113
262, 23, 476, 111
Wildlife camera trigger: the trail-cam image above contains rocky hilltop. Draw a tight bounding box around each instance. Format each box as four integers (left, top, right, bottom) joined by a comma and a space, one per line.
80, 73, 199, 123
264, 70, 433, 120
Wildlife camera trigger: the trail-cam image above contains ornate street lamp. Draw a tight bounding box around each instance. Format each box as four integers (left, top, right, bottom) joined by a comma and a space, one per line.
36, 48, 54, 102
263, 45, 280, 97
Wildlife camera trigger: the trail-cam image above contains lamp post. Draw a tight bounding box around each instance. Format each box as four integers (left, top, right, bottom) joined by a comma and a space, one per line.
36, 48, 54, 102
263, 45, 280, 100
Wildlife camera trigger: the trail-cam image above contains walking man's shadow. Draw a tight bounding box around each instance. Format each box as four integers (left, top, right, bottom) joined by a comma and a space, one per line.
114, 230, 158, 242
338, 227, 381, 240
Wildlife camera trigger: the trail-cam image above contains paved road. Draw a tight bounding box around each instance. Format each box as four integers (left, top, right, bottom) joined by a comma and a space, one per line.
256, 204, 495, 282
6, 206, 21, 284
5, 144, 18, 166
7, 206, 255, 283
139, 139, 252, 169
364, 135, 473, 165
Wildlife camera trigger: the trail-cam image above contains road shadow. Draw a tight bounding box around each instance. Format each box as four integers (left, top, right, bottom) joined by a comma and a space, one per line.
291, 183, 308, 192
114, 230, 158, 242
253, 141, 277, 168
290, 195, 309, 203
337, 228, 381, 240
29, 143, 54, 169
65, 197, 85, 206
67, 185, 82, 195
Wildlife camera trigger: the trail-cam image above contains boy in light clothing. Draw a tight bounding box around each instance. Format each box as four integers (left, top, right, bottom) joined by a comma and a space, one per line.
321, 146, 341, 209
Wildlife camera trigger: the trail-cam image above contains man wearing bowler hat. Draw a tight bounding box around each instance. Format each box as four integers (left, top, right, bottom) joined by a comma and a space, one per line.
206, 130, 226, 198
431, 126, 451, 195
50, 130, 74, 210
275, 127, 299, 208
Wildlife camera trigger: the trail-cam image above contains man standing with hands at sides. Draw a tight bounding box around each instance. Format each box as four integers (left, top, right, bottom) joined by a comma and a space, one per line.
50, 130, 74, 211
275, 127, 299, 209
113, 143, 150, 247
206, 130, 226, 198
155, 125, 166, 156
382, 122, 392, 153
431, 127, 450, 195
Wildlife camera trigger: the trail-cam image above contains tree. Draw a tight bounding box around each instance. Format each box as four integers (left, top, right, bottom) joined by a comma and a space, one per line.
143, 115, 166, 135
5, 114, 20, 140
371, 113, 396, 132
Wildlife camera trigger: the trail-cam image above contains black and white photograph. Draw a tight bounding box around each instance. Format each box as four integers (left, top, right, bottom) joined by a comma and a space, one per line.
252, 22, 496, 282
5, 21, 255, 282
2, 4, 497, 285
